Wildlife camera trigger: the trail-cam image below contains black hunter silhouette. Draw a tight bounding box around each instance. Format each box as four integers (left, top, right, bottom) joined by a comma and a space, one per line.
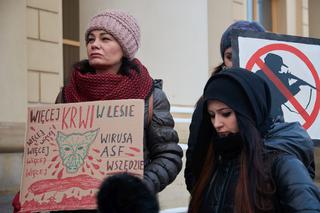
256, 53, 314, 121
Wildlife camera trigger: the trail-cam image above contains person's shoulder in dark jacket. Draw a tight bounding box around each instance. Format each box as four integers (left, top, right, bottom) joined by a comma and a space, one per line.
272, 154, 320, 211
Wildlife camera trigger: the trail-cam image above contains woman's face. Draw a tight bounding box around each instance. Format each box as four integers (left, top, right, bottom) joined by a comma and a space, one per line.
86, 30, 124, 73
223, 47, 233, 68
207, 100, 239, 137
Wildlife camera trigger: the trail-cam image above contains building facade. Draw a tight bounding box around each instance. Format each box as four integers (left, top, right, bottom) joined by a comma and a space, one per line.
1, 0, 319, 211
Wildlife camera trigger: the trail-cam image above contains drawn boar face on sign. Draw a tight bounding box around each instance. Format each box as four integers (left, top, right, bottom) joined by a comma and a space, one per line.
56, 129, 99, 173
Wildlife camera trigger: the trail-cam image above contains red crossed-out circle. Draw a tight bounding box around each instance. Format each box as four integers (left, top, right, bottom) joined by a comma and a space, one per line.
246, 43, 320, 129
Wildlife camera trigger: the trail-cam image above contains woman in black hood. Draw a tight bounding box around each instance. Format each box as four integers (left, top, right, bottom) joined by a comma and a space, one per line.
188, 68, 320, 213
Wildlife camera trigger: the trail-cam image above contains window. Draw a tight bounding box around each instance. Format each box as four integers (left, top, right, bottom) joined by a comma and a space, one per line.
247, 0, 275, 32
62, 0, 79, 86
256, 0, 272, 31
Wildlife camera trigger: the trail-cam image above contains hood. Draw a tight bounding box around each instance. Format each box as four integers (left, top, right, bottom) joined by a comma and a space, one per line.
264, 121, 315, 178
203, 68, 271, 133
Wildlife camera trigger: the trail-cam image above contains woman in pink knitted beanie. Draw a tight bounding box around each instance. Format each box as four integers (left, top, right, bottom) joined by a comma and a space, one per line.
13, 9, 182, 213
57, 7, 183, 205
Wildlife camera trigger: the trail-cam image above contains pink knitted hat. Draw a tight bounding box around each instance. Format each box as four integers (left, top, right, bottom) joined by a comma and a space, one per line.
85, 9, 141, 60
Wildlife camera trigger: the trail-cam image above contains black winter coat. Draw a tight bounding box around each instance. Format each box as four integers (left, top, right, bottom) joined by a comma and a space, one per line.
142, 80, 183, 193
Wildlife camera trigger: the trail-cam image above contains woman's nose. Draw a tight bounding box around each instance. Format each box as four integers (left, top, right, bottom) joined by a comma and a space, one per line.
213, 116, 223, 130
91, 39, 100, 49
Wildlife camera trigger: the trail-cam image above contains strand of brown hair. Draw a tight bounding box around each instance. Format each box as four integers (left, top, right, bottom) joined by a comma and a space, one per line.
188, 143, 215, 213
235, 152, 254, 213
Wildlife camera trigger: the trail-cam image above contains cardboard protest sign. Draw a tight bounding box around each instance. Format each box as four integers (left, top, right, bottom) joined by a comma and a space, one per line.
232, 30, 320, 139
20, 99, 144, 212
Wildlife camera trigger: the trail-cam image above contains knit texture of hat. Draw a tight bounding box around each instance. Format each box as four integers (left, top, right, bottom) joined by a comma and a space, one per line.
220, 20, 265, 59
204, 68, 271, 129
85, 9, 140, 60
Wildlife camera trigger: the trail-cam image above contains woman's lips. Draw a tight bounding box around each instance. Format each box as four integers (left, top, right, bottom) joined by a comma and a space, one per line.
218, 132, 229, 137
90, 53, 102, 58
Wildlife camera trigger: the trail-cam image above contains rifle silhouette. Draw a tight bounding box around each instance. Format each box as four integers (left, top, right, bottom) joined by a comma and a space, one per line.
283, 72, 318, 90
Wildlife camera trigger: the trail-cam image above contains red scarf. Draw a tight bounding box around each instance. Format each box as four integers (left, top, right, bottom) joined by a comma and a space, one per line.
63, 59, 153, 103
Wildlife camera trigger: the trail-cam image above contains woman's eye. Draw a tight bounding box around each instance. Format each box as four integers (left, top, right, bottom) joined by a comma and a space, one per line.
102, 37, 110, 41
87, 38, 94, 43
222, 111, 232, 117
208, 112, 215, 118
